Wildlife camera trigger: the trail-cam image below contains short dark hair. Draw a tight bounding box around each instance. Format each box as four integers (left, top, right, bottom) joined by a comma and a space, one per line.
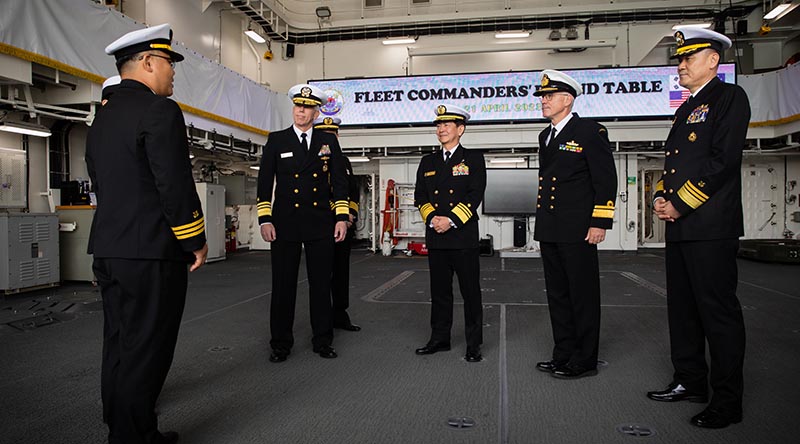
115, 52, 143, 73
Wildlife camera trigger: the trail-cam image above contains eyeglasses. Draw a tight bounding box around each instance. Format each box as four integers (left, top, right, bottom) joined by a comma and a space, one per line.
540, 93, 569, 102
142, 53, 175, 68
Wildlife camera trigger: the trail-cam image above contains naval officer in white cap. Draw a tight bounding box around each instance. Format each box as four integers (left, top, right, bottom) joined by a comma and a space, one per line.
414, 104, 487, 362
257, 84, 350, 362
648, 26, 750, 429
87, 23, 207, 444
532, 69, 617, 380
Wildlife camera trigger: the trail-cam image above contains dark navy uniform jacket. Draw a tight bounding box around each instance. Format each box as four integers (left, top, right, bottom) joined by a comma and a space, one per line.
86, 79, 206, 261
257, 127, 349, 241
414, 145, 487, 249
533, 113, 617, 243
654, 76, 750, 241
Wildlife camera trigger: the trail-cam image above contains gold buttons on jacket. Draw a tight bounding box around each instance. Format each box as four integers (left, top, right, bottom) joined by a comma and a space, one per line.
449, 203, 454, 207
538, 186, 542, 190
434, 190, 439, 195
294, 203, 299, 208
538, 194, 542, 199
669, 189, 674, 194
434, 203, 439, 208
666, 151, 671, 156
537, 204, 541, 208
449, 189, 454, 194
313, 187, 317, 192
551, 177, 557, 182
551, 186, 556, 191
675, 149, 679, 154
313, 173, 318, 178
550, 196, 555, 200
294, 189, 299, 193
664, 170, 668, 175
539, 176, 543, 181
670, 169, 676, 174
294, 174, 299, 178
313, 202, 318, 206
549, 205, 554, 209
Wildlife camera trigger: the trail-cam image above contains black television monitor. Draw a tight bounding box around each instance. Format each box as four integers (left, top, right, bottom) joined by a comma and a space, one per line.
482, 168, 539, 215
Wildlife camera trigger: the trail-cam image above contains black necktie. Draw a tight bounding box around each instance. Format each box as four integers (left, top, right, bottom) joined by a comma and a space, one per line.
444, 150, 451, 163
300, 132, 308, 151
548, 127, 557, 145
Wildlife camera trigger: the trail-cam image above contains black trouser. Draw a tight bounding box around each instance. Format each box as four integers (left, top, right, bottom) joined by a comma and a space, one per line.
270, 237, 335, 351
331, 227, 354, 326
427, 248, 483, 348
540, 241, 601, 368
666, 239, 745, 414
94, 258, 187, 444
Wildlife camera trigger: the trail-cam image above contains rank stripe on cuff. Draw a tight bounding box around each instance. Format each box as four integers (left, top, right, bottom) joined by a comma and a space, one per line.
452, 203, 472, 224
655, 180, 664, 193
677, 180, 709, 209
257, 207, 272, 217
173, 218, 205, 239
419, 203, 434, 221
592, 208, 615, 219
349, 201, 359, 212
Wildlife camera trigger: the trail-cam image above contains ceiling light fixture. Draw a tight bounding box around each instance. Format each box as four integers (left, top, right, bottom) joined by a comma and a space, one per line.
382, 36, 417, 45
548, 29, 562, 41
565, 27, 579, 40
495, 31, 530, 39
315, 6, 332, 18
489, 157, 526, 164
244, 23, 266, 44
0, 121, 51, 137
671, 23, 713, 30
764, 2, 793, 20
348, 156, 371, 163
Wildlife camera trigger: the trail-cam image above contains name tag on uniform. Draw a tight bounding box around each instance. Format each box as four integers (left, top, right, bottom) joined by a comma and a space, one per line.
424, 170, 436, 177
281, 152, 294, 158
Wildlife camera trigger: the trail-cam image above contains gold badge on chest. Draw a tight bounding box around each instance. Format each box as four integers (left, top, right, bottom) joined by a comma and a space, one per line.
688, 132, 697, 142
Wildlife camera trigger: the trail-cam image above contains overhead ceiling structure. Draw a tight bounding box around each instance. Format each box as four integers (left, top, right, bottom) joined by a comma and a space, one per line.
227, 0, 774, 45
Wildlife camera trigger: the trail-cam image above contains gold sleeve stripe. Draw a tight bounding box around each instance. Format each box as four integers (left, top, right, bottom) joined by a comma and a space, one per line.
335, 206, 349, 216
594, 204, 615, 210
171, 217, 204, 234
258, 207, 272, 217
175, 224, 205, 240
677, 181, 708, 210
685, 181, 709, 201
592, 208, 615, 219
655, 180, 664, 192
257, 201, 271, 208
350, 202, 359, 212
456, 203, 473, 219
329, 201, 335, 210
419, 203, 434, 221
452, 205, 471, 224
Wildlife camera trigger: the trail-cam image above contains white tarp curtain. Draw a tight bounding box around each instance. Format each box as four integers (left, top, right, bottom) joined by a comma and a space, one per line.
0, 0, 291, 137
739, 61, 800, 127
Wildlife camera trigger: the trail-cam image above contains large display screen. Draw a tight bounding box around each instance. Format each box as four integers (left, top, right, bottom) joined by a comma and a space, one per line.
483, 168, 540, 215
310, 64, 736, 126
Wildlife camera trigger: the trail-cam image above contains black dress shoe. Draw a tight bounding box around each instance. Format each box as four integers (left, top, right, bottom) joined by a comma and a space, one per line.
313, 345, 338, 359
335, 323, 362, 332
646, 383, 708, 403
268, 350, 289, 363
465, 348, 482, 363
535, 359, 567, 373
415, 341, 451, 355
551, 363, 598, 379
691, 408, 742, 429
159, 431, 179, 444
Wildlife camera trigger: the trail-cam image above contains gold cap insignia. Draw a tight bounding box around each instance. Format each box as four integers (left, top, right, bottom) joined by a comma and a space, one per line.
300, 86, 312, 97
323, 117, 333, 125
541, 74, 550, 86
437, 105, 447, 115
675, 31, 685, 47
688, 131, 697, 142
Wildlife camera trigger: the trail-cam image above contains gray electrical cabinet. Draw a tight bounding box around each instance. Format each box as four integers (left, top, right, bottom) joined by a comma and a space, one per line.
0, 213, 60, 292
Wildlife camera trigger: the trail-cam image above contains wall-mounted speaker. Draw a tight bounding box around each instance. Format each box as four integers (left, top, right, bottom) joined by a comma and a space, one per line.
285, 43, 295, 59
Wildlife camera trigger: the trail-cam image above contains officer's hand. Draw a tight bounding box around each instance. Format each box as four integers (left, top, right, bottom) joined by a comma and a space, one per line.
190, 243, 209, 272
660, 201, 681, 222
261, 223, 276, 242
585, 227, 606, 245
334, 221, 348, 242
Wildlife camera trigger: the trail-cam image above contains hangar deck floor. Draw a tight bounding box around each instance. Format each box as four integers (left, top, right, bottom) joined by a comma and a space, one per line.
1, 250, 798, 444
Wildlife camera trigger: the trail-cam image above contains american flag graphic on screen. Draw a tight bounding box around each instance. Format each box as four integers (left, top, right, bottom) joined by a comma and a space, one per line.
669, 75, 690, 108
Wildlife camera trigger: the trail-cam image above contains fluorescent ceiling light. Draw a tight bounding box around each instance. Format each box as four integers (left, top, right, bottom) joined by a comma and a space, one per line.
671, 23, 712, 30
245, 30, 266, 44
348, 156, 370, 163
383, 37, 416, 45
495, 31, 530, 39
489, 157, 526, 164
249, 165, 260, 170
764, 3, 792, 20
315, 6, 331, 18
0, 121, 51, 137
